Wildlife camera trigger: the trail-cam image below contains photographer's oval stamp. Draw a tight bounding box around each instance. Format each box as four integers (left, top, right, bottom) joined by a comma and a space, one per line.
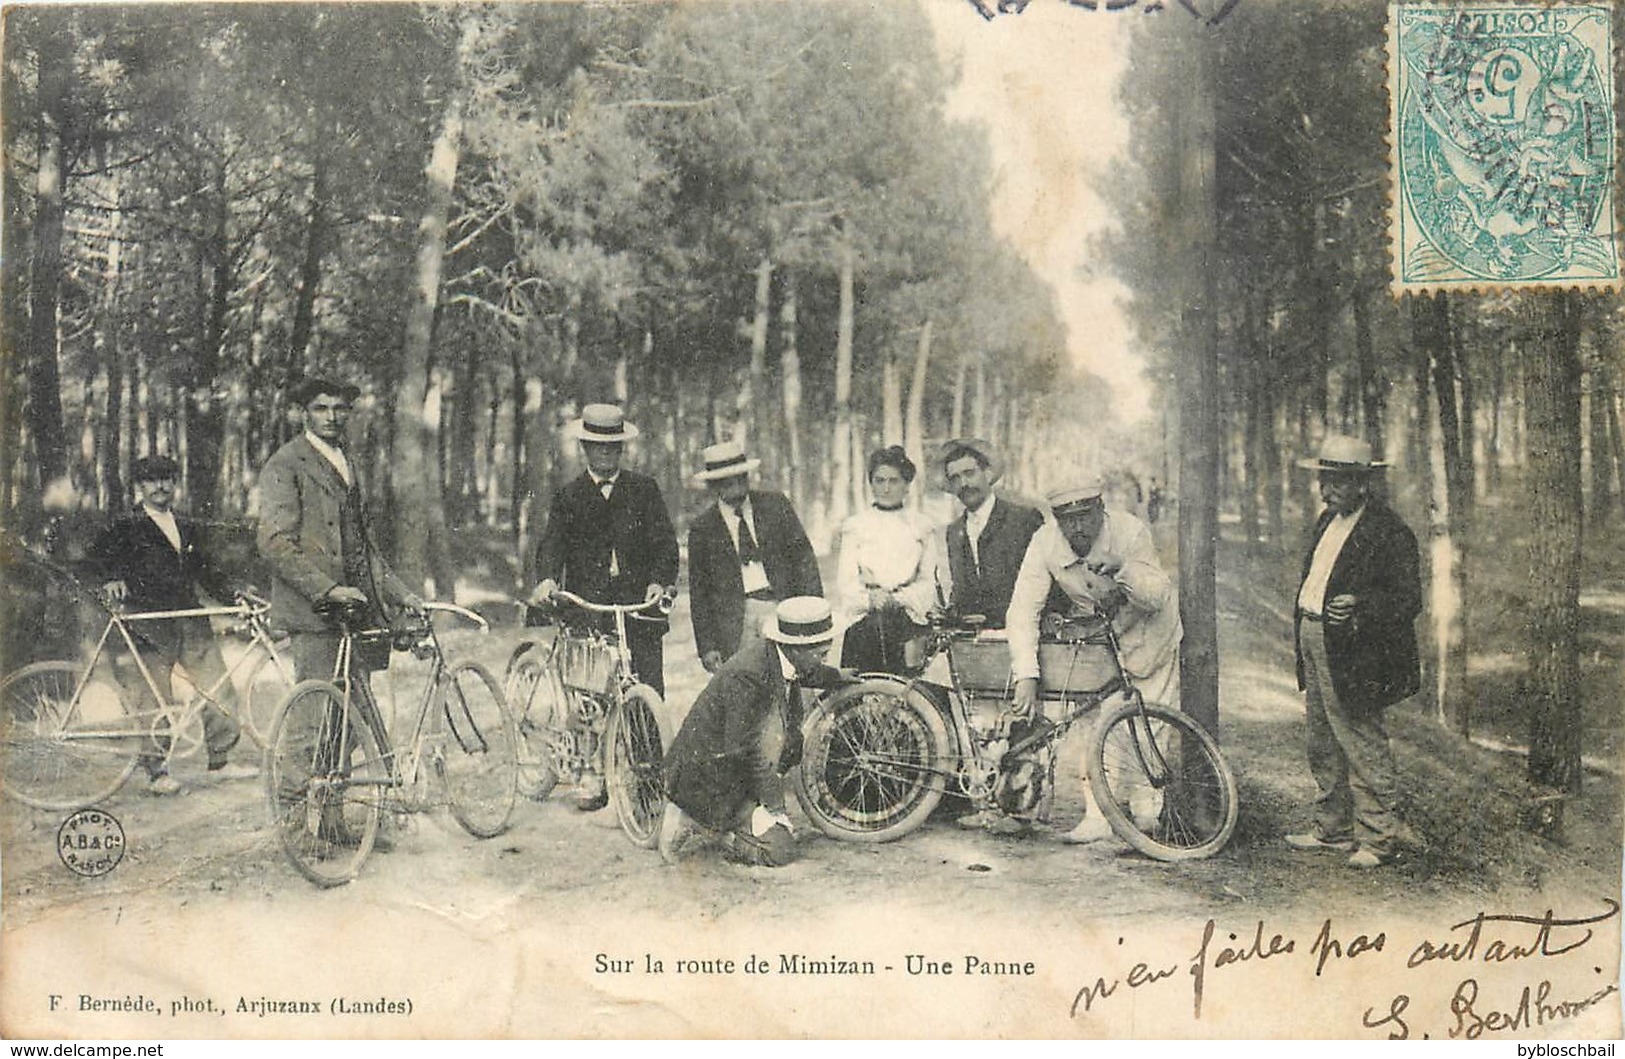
56, 809, 126, 878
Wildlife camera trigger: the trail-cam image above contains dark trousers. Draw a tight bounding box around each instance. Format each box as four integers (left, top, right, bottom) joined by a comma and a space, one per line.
839, 604, 926, 675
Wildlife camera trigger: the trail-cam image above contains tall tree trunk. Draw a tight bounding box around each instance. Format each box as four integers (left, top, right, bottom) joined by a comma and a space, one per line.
1353, 282, 1384, 456
186, 161, 232, 518
829, 228, 856, 529
881, 353, 902, 445
1175, 30, 1219, 739
99, 179, 127, 510
746, 255, 772, 460
1417, 296, 1470, 734
950, 350, 967, 440
24, 29, 70, 488
904, 319, 931, 474
1522, 291, 1585, 839
1587, 356, 1614, 523
392, 26, 470, 599
288, 151, 328, 373
780, 276, 804, 514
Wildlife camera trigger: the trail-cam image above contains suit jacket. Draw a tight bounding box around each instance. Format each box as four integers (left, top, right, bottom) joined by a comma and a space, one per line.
687, 490, 822, 660
256, 435, 412, 634
945, 496, 1044, 628
663, 640, 840, 831
90, 510, 237, 653
1295, 500, 1422, 711
534, 469, 679, 609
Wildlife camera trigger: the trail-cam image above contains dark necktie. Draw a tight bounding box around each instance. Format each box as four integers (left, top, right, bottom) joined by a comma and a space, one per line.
733, 505, 760, 565
777, 678, 804, 773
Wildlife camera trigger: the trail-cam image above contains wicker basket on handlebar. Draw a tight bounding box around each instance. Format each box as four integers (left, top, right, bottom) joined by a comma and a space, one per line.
556, 632, 619, 696
948, 634, 1116, 701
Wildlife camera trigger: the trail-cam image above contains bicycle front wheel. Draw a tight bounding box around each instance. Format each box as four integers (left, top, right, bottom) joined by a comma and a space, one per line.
265, 680, 384, 887
1, 662, 141, 811
439, 662, 518, 838
503, 644, 563, 801
1088, 698, 1238, 862
240, 647, 295, 750
793, 679, 950, 843
605, 685, 669, 848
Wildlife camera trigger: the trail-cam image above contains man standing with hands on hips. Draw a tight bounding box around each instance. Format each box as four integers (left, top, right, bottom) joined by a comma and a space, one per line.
1286, 435, 1421, 869
687, 439, 822, 673
530, 403, 679, 811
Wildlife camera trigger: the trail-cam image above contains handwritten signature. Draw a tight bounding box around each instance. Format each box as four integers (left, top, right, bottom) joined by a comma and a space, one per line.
1069, 899, 1621, 1029
966, 0, 1242, 25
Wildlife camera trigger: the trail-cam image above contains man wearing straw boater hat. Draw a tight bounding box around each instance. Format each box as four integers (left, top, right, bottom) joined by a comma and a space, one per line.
1286, 435, 1420, 869
658, 596, 844, 867
531, 403, 678, 811
939, 437, 1044, 629
1003, 475, 1180, 843
687, 439, 822, 673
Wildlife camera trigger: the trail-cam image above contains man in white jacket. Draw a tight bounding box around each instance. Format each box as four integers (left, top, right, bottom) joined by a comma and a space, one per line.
1005, 478, 1181, 843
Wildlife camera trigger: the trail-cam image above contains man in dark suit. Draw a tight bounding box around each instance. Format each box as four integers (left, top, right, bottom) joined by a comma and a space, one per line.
91, 455, 256, 793
658, 596, 843, 867
940, 438, 1044, 628
687, 439, 822, 673
531, 403, 679, 809
1286, 435, 1422, 869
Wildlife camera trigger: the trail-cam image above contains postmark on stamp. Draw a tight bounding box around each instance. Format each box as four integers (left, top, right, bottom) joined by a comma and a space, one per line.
1388, 4, 1619, 292
57, 808, 126, 878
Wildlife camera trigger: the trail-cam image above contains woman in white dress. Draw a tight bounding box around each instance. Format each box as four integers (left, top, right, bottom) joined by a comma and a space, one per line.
835, 446, 945, 673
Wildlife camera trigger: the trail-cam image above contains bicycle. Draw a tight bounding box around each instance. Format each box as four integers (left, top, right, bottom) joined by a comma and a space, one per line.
0, 590, 295, 811
502, 589, 673, 848
792, 610, 1238, 861
263, 599, 519, 887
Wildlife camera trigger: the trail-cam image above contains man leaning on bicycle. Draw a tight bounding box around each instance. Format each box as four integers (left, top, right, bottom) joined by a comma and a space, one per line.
90, 454, 260, 794
1003, 478, 1182, 844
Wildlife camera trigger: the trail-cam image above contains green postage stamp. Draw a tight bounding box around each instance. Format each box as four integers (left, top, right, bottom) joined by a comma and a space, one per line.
1388, 3, 1619, 292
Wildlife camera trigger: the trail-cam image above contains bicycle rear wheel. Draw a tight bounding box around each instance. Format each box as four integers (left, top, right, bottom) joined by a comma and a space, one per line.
503, 643, 563, 800
239, 647, 295, 750
605, 685, 669, 848
440, 661, 518, 838
264, 680, 383, 887
793, 679, 951, 843
1, 662, 141, 811
1088, 698, 1237, 861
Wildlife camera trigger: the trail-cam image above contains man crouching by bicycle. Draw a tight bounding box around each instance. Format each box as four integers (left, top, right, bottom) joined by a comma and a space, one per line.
1005, 478, 1181, 844
658, 597, 845, 867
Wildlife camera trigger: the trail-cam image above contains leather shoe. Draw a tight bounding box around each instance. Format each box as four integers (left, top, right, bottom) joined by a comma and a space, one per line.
575, 771, 608, 812
1347, 848, 1390, 869
1059, 815, 1114, 845
658, 803, 701, 864
1285, 831, 1356, 852
146, 773, 183, 796
956, 809, 996, 830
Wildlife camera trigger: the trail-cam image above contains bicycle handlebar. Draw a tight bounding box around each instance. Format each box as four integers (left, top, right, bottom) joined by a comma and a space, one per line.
421, 600, 489, 632
543, 588, 674, 619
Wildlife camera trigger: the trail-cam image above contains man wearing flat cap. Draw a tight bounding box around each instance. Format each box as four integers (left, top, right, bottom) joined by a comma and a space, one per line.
658, 596, 844, 867
1005, 477, 1181, 843
90, 454, 256, 793
940, 437, 1044, 629
687, 439, 822, 673
258, 377, 422, 690
530, 403, 679, 810
1286, 435, 1421, 869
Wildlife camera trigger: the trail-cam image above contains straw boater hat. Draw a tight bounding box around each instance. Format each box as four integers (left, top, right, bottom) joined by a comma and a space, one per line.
762, 596, 835, 645
935, 437, 1004, 490
568, 403, 639, 443
692, 439, 761, 484
1296, 435, 1388, 472
1046, 477, 1105, 516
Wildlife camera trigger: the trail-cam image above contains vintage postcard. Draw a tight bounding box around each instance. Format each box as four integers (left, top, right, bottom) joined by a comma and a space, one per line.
1, 0, 1621, 1041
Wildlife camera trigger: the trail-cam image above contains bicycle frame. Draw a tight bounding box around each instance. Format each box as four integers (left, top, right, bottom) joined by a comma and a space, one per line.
321, 601, 491, 799
80, 600, 290, 754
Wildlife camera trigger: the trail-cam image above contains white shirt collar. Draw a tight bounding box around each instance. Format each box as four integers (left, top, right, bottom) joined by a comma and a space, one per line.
775, 645, 797, 682
304, 430, 352, 483
591, 471, 621, 487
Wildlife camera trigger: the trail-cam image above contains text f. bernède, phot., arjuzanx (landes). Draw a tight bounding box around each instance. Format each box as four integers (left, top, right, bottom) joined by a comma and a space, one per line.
57, 993, 413, 1018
